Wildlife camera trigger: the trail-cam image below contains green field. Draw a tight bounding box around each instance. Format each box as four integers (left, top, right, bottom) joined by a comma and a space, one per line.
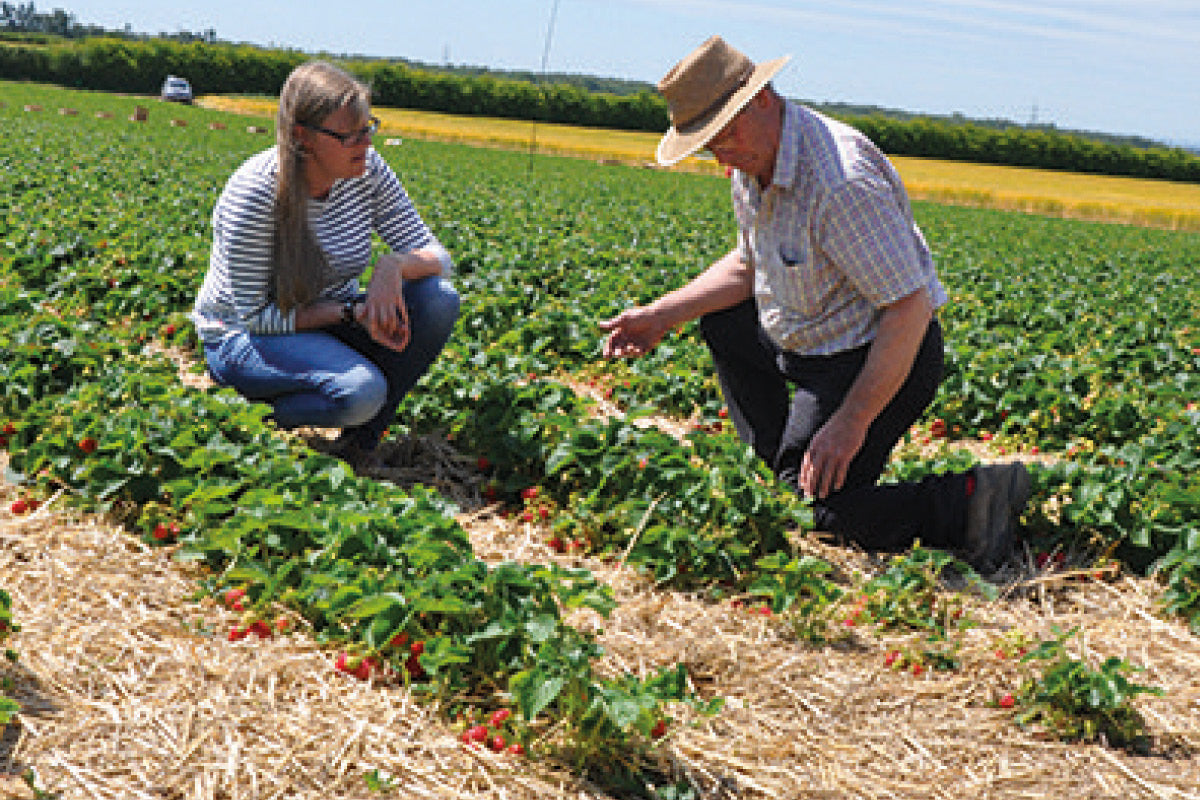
3, 80, 1200, 798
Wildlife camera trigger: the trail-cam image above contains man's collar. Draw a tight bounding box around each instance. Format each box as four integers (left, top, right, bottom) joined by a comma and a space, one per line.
770, 101, 800, 191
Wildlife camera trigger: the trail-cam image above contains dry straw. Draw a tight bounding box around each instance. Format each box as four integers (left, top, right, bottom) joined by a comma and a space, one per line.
3, 359, 1200, 798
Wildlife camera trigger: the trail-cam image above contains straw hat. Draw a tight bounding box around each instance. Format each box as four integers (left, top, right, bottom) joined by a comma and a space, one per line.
655, 36, 791, 166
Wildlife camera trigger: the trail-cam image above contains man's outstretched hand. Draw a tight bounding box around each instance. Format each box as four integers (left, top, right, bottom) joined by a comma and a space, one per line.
599, 306, 670, 358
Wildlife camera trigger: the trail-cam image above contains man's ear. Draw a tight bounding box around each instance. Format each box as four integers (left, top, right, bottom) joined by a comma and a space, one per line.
292, 123, 310, 150
751, 86, 776, 110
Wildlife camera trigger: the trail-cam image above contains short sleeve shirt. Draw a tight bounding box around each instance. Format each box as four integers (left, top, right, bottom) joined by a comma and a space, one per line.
733, 102, 947, 355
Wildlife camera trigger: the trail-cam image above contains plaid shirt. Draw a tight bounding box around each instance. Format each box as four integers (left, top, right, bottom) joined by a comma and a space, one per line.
733, 102, 947, 355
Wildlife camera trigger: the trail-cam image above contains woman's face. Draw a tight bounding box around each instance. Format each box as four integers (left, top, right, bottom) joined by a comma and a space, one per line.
297, 103, 373, 196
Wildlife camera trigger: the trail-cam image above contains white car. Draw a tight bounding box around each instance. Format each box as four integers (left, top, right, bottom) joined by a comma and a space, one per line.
161, 75, 193, 104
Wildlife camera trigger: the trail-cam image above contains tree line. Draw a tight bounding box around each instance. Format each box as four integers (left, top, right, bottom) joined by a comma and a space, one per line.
2, 33, 1198, 183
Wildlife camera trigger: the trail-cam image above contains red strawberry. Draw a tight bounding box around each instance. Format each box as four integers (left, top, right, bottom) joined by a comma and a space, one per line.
521, 486, 539, 501
78, 437, 98, 454
718, 407, 728, 419
650, 719, 667, 738
466, 724, 488, 743
334, 652, 353, 673
405, 654, 426, 680
353, 660, 373, 681
912, 663, 924, 676
152, 523, 171, 540
389, 632, 409, 649
884, 650, 900, 667
507, 742, 525, 756
274, 617, 290, 633
409, 640, 425, 656
9, 499, 28, 515
248, 620, 272, 639
548, 536, 566, 553
482, 483, 498, 501
228, 627, 247, 642
223, 588, 246, 607
930, 418, 947, 438
231, 599, 244, 612
522, 510, 534, 523
489, 708, 511, 728
2, 423, 15, 435
164, 324, 176, 336
998, 693, 1016, 709
538, 506, 549, 520
0, 435, 8, 447
476, 456, 490, 471
488, 734, 506, 752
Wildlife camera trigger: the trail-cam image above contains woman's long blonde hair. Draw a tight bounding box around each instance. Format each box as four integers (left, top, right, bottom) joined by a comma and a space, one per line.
273, 61, 371, 312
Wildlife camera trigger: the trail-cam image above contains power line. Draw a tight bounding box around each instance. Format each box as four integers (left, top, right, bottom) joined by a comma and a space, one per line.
529, 0, 560, 175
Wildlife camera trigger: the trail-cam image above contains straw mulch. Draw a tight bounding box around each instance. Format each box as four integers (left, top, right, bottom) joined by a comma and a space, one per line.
5, 462, 1200, 799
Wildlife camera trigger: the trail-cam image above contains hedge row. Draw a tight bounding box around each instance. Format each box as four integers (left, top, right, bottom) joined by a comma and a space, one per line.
2, 35, 1198, 182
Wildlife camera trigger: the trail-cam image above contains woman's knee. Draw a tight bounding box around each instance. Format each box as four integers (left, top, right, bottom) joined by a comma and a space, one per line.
330, 364, 388, 427
407, 276, 460, 339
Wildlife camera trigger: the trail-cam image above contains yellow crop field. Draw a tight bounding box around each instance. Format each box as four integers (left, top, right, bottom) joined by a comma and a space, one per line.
200, 95, 1200, 230
893, 156, 1200, 230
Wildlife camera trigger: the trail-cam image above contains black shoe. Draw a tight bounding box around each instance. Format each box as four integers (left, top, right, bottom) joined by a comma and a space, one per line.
331, 431, 382, 473
963, 463, 1030, 573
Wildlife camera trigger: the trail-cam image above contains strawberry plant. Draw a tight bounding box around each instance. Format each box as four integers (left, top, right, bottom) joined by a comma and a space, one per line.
0, 588, 18, 725
861, 547, 993, 634
1015, 627, 1162, 749
747, 552, 844, 642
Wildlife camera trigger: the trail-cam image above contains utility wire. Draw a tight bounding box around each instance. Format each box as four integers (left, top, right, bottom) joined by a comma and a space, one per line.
529, 0, 561, 175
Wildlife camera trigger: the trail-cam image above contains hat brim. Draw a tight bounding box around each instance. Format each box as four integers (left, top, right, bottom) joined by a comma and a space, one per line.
655, 54, 791, 167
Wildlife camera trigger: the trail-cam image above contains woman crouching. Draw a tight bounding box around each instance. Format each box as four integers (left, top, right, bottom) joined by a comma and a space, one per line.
192, 61, 459, 467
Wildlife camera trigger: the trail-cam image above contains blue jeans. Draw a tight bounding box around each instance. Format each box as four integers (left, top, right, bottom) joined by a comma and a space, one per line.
203, 276, 459, 448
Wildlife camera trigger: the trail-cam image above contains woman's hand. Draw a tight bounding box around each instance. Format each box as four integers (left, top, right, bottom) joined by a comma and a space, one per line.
363, 258, 411, 352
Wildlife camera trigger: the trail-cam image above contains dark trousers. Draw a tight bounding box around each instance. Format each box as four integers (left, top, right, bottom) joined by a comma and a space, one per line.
700, 299, 967, 551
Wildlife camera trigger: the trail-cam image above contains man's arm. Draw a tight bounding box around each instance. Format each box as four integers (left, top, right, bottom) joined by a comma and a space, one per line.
799, 287, 933, 499
600, 248, 753, 358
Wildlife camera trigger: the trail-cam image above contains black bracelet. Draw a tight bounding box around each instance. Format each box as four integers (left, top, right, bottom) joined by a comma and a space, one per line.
341, 297, 360, 325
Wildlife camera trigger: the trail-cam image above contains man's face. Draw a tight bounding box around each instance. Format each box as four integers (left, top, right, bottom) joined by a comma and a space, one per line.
705, 91, 778, 183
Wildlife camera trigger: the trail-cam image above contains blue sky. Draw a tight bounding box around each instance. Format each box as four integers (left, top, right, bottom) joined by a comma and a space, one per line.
56, 0, 1200, 146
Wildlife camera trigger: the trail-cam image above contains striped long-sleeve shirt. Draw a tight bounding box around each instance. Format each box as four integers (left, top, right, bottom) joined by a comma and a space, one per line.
733, 102, 947, 356
191, 146, 446, 345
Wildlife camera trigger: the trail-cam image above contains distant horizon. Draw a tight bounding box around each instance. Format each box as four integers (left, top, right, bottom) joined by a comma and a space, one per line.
363, 51, 1199, 152
19, 1, 1200, 149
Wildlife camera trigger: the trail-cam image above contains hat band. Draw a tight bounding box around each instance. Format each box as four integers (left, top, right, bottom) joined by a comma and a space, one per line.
674, 73, 751, 132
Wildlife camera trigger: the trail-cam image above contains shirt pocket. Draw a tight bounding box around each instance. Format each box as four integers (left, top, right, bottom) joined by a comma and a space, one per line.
779, 243, 801, 267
